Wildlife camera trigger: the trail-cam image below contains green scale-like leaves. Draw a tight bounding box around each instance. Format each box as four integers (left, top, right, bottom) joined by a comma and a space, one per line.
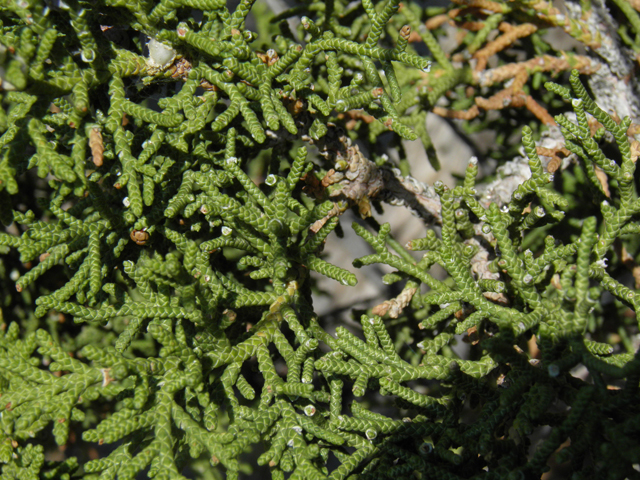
0, 0, 639, 477
340, 74, 640, 478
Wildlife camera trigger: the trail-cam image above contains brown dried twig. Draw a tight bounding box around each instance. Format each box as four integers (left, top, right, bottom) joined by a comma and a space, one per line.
432, 105, 480, 120
527, 0, 601, 48
450, 0, 506, 14
372, 285, 419, 318
536, 145, 570, 173
470, 54, 599, 124
473, 23, 538, 72
89, 127, 104, 167
476, 54, 598, 87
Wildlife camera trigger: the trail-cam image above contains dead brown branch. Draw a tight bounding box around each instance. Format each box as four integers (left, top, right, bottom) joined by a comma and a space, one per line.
89, 127, 104, 167
372, 285, 419, 318
476, 54, 598, 87
450, 0, 506, 14
473, 23, 538, 72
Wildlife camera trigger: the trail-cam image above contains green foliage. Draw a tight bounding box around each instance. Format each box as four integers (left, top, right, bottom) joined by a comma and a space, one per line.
0, 0, 640, 479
